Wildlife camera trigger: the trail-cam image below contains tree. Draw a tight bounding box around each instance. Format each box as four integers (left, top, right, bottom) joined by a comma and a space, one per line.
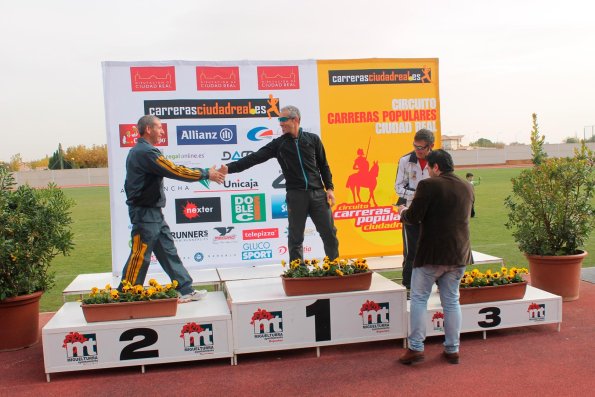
565, 137, 580, 144
530, 113, 547, 165
8, 153, 23, 171
65, 144, 108, 168
470, 138, 505, 149
48, 144, 72, 170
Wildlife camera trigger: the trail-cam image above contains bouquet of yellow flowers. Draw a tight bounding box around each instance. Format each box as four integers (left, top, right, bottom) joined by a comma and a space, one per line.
460, 266, 528, 288
282, 257, 370, 278
82, 279, 178, 304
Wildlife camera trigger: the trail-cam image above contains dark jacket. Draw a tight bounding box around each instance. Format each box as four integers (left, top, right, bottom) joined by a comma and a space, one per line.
125, 138, 207, 222
226, 128, 334, 191
400, 172, 474, 267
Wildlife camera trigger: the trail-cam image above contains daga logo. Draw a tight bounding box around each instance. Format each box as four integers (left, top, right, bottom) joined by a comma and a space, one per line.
120, 123, 168, 147
180, 322, 214, 353
250, 308, 283, 341
257, 66, 300, 90
130, 66, 176, 91
196, 66, 240, 91
62, 332, 98, 363
175, 198, 222, 224
359, 300, 390, 330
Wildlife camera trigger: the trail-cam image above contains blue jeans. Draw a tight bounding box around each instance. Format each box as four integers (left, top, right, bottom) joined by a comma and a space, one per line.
408, 265, 466, 353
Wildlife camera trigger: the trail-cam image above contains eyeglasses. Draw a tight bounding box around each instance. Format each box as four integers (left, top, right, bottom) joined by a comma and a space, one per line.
278, 116, 294, 122
413, 143, 430, 150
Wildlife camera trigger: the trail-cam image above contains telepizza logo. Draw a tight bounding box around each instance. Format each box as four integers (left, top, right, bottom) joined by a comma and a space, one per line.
196, 66, 240, 91
232, 194, 266, 223
62, 332, 98, 363
243, 228, 278, 240
176, 125, 237, 146
328, 66, 432, 86
119, 123, 168, 147
144, 96, 280, 119
251, 308, 283, 341
359, 300, 390, 330
180, 322, 214, 353
527, 303, 546, 321
431, 311, 444, 331
130, 66, 176, 91
247, 126, 277, 141
175, 197, 222, 224
271, 194, 288, 219
257, 66, 300, 90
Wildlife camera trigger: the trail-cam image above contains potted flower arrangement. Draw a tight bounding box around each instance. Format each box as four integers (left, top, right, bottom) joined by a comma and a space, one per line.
459, 266, 529, 304
80, 279, 179, 322
281, 257, 372, 296
504, 114, 595, 301
0, 168, 74, 351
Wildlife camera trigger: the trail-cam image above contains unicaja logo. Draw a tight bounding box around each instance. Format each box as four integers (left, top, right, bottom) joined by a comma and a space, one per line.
359, 300, 390, 330
527, 303, 546, 321
431, 311, 444, 331
180, 322, 214, 353
62, 332, 98, 363
250, 308, 283, 341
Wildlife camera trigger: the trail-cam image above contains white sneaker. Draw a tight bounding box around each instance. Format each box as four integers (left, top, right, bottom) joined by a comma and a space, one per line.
178, 289, 208, 303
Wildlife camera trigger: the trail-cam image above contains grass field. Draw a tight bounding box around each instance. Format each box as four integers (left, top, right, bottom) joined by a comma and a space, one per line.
41, 168, 595, 312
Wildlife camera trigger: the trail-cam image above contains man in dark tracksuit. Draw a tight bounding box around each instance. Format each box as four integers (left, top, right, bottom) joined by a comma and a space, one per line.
121, 115, 225, 301
221, 105, 339, 263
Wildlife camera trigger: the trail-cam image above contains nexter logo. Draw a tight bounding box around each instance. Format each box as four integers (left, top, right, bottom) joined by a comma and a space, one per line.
232, 194, 266, 223
180, 322, 214, 353
250, 308, 283, 341
242, 241, 272, 261
130, 66, 176, 91
359, 300, 390, 330
527, 303, 546, 321
176, 125, 237, 145
62, 332, 98, 363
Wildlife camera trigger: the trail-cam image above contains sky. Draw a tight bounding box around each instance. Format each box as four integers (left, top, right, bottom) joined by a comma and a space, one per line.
1, 0, 594, 162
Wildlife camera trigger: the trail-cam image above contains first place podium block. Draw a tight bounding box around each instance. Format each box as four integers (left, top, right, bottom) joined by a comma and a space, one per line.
42, 291, 233, 381
226, 273, 407, 358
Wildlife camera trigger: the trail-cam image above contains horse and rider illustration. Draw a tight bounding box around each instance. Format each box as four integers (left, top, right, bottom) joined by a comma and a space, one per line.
345, 144, 379, 206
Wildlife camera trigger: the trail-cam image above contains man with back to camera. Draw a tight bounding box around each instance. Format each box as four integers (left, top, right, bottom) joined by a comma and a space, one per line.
218, 105, 339, 263
120, 115, 225, 302
394, 129, 435, 290
397, 149, 474, 365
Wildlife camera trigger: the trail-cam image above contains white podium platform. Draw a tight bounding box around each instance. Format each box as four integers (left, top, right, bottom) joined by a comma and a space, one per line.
409, 285, 562, 338
217, 264, 284, 282
62, 268, 221, 301
366, 250, 503, 271
42, 291, 233, 381
226, 273, 407, 360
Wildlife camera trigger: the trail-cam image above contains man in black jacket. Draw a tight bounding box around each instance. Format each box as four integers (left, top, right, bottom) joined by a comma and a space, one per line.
121, 115, 225, 302
220, 105, 339, 263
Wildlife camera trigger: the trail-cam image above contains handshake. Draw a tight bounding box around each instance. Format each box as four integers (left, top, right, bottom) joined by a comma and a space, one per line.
206, 164, 229, 184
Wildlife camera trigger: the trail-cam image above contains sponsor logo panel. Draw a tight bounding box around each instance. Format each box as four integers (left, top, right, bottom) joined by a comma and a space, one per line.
243, 228, 279, 240
257, 66, 300, 90
271, 194, 287, 219
213, 226, 238, 243
196, 66, 240, 91
242, 241, 272, 260
221, 150, 254, 161
177, 125, 237, 145
130, 66, 176, 91
528, 303, 546, 321
120, 123, 168, 147
232, 194, 266, 223
247, 126, 277, 141
250, 308, 284, 342
62, 332, 98, 364
175, 197, 222, 224
359, 301, 390, 331
181, 322, 215, 353
144, 98, 280, 119
328, 68, 432, 86
171, 229, 209, 242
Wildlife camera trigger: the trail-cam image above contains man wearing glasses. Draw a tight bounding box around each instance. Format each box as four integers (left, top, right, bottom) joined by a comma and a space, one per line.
394, 129, 435, 291
219, 105, 339, 263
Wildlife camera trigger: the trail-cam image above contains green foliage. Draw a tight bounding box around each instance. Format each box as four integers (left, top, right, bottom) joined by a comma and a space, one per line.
282, 257, 369, 278
469, 138, 504, 148
0, 169, 75, 300
530, 113, 547, 165
82, 279, 178, 304
505, 144, 595, 255
48, 143, 73, 170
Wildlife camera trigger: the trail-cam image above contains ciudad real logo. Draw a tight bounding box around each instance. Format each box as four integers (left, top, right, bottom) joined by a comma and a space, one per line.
250, 308, 283, 341
144, 96, 280, 119
257, 66, 300, 90
180, 322, 214, 352
130, 66, 176, 91
119, 123, 168, 147
359, 300, 390, 330
62, 332, 98, 362
196, 66, 240, 91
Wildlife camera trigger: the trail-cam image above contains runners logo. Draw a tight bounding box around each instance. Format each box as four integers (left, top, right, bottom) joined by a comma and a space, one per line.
232, 194, 266, 223
144, 97, 280, 119
196, 66, 240, 91
171, 229, 209, 242
251, 308, 283, 341
177, 125, 237, 146
271, 194, 288, 219
130, 66, 176, 91
180, 322, 214, 353
63, 332, 98, 363
431, 311, 444, 331
257, 66, 300, 90
359, 300, 390, 330
119, 123, 168, 147
247, 126, 277, 141
175, 197, 222, 224
328, 67, 431, 86
527, 303, 546, 321
213, 226, 238, 243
